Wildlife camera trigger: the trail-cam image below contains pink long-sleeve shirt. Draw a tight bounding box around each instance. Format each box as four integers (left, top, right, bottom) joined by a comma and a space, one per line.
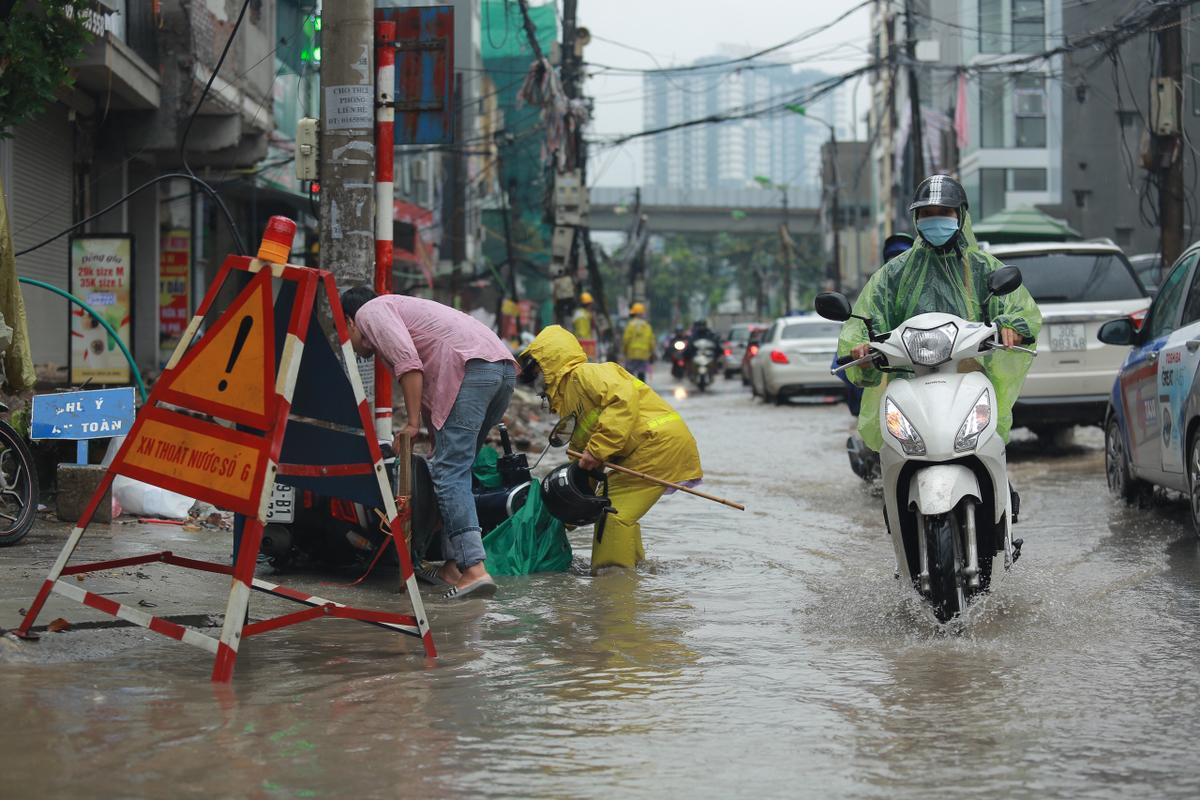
354, 295, 516, 430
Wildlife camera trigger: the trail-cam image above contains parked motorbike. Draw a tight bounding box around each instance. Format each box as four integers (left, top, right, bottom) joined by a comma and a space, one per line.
687, 337, 720, 391
0, 313, 38, 546
260, 423, 534, 570
815, 265, 1032, 622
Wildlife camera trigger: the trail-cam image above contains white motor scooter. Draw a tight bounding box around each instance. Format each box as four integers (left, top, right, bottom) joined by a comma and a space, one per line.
816, 266, 1035, 622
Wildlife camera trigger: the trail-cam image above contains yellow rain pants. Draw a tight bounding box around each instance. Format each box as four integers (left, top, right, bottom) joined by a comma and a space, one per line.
592, 471, 665, 572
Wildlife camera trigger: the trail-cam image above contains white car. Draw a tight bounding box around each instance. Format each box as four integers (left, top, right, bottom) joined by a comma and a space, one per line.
987, 241, 1150, 440
749, 316, 844, 404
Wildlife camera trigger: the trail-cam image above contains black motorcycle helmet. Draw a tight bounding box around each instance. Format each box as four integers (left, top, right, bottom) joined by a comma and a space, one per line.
882, 232, 915, 261
540, 463, 612, 525
908, 174, 968, 215
516, 349, 540, 385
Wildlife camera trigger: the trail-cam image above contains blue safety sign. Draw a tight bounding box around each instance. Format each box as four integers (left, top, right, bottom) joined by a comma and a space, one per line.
31, 387, 137, 440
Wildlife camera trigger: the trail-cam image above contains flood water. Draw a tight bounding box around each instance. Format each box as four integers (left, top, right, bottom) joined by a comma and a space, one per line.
3, 374, 1200, 798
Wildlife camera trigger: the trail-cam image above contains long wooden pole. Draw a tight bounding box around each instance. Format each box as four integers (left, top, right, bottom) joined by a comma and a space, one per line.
567, 449, 745, 511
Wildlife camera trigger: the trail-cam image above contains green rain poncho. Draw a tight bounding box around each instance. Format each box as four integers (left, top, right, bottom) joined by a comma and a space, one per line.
837, 209, 1042, 451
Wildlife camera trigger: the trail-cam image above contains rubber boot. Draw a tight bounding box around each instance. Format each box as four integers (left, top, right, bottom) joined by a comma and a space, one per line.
591, 515, 645, 573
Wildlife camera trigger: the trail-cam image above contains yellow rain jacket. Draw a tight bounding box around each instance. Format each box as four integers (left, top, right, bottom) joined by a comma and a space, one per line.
572, 306, 594, 339
622, 317, 655, 361
526, 326, 701, 485
526, 326, 701, 569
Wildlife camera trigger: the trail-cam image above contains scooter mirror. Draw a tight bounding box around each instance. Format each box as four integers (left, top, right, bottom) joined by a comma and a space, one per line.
814, 292, 853, 322
988, 265, 1023, 297
548, 414, 577, 448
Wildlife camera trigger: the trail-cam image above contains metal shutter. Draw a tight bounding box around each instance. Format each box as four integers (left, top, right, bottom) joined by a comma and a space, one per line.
10, 105, 73, 370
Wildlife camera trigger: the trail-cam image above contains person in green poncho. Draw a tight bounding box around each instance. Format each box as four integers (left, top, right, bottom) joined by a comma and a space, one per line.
837, 175, 1043, 451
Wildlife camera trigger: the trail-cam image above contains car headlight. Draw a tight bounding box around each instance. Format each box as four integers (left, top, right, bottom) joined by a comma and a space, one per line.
901, 322, 957, 366
954, 388, 992, 453
885, 397, 926, 455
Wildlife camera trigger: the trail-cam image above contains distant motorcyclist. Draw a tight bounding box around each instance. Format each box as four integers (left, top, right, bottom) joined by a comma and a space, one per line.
621, 302, 655, 381
838, 175, 1042, 451
683, 319, 718, 360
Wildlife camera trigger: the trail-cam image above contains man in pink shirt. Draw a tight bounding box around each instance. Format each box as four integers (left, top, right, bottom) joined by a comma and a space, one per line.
341, 287, 517, 600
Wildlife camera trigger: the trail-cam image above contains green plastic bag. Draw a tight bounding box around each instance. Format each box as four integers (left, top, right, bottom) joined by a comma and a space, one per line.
482, 485, 573, 576
472, 447, 503, 489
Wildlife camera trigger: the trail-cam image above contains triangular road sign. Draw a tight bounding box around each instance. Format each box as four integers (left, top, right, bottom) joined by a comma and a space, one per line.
158, 269, 277, 429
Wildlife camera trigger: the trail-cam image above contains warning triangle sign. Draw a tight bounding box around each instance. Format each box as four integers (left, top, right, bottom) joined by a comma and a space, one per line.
159, 270, 277, 428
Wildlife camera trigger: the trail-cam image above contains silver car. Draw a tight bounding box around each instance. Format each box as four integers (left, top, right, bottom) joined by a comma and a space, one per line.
722, 322, 765, 378
988, 241, 1150, 441
749, 316, 844, 404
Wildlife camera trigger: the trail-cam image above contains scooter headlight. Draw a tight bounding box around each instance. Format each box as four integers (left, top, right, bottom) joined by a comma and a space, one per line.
954, 388, 992, 453
901, 322, 957, 366
885, 397, 926, 455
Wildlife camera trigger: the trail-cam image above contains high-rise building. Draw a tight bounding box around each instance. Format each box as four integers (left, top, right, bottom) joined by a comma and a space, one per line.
642, 56, 850, 196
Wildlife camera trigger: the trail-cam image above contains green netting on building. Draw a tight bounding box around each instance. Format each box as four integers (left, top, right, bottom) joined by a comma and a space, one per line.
481, 0, 556, 307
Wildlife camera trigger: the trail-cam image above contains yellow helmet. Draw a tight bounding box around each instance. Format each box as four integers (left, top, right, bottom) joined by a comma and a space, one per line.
630, 302, 646, 315
580, 291, 594, 305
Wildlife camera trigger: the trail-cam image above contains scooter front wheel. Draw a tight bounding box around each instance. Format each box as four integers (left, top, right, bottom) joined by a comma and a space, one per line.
924, 513, 963, 623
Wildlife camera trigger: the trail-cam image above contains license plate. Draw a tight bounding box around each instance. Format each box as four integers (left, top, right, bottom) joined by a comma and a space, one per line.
266, 482, 295, 523
1048, 323, 1087, 352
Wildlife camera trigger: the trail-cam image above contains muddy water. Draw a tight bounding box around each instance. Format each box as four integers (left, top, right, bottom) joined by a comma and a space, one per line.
3, 376, 1200, 798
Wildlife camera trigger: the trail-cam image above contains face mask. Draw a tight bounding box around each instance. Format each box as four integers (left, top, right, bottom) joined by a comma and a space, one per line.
917, 215, 960, 247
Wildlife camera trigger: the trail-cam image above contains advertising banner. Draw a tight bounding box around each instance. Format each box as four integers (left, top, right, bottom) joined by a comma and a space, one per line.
159, 229, 191, 365
69, 235, 133, 385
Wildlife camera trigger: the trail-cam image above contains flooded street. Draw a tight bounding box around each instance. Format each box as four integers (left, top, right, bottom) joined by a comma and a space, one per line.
3, 373, 1200, 799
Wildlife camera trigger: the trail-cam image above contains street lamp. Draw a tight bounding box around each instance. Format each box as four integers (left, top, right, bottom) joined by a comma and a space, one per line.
787, 105, 841, 292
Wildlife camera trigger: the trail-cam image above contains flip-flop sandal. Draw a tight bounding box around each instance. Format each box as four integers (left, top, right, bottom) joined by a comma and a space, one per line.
415, 565, 452, 587
441, 578, 498, 601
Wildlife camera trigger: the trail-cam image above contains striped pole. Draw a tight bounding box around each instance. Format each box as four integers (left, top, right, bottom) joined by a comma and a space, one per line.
373, 20, 396, 442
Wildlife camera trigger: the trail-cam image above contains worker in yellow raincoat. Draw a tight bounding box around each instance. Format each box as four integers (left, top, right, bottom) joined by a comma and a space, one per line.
572, 292, 595, 340
621, 302, 655, 381
519, 325, 702, 573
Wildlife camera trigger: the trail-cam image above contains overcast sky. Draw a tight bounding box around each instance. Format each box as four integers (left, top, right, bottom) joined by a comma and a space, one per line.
576, 0, 872, 188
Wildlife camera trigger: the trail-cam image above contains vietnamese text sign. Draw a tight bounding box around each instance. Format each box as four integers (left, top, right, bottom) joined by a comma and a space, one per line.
30, 387, 137, 440
325, 84, 373, 130
120, 410, 268, 514
159, 229, 191, 366
70, 235, 134, 385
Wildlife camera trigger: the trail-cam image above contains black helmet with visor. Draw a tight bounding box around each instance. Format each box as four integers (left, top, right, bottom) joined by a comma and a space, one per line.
908, 174, 968, 214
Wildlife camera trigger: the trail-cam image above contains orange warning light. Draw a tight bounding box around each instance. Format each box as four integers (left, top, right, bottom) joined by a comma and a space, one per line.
257, 215, 296, 264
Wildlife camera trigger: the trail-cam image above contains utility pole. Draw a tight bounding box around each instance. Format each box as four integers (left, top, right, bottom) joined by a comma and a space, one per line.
319, 0, 375, 291
829, 128, 841, 292
904, 0, 925, 186
781, 187, 791, 313
1156, 5, 1184, 269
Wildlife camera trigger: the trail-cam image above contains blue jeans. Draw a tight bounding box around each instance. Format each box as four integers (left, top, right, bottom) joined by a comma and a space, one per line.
431, 360, 516, 570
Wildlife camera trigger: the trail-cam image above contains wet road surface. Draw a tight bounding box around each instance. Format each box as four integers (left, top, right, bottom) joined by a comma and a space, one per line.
3, 372, 1200, 798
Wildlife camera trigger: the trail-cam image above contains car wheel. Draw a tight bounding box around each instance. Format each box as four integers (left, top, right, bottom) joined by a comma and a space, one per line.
741, 371, 750, 386
1188, 429, 1200, 539
1105, 417, 1143, 504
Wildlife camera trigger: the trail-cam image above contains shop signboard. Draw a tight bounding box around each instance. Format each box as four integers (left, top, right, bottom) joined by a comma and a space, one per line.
69, 235, 134, 385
